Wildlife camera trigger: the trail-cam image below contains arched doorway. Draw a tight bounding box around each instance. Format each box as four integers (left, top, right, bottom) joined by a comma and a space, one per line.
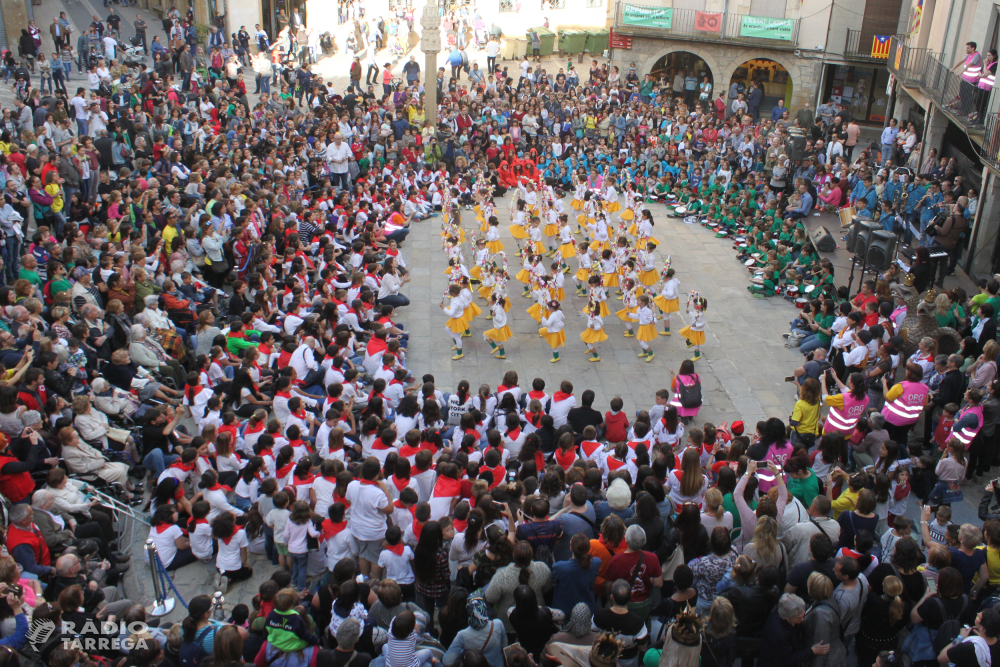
729, 58, 793, 117
650, 51, 714, 105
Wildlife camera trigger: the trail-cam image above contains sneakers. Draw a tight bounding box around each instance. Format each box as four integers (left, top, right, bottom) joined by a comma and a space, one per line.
218, 575, 229, 593
660, 329, 671, 336
496, 353, 506, 359
452, 352, 465, 360
690, 351, 702, 362
623, 331, 635, 338
782, 333, 791, 339
645, 352, 656, 363
637, 350, 647, 357
685, 340, 694, 349
588, 355, 601, 362
461, 331, 471, 338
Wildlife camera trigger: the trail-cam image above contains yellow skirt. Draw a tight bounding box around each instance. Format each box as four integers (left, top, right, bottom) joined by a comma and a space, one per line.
509, 224, 528, 239
543, 223, 559, 237
480, 219, 489, 232
620, 209, 635, 221
581, 327, 608, 344
446, 317, 466, 334
531, 241, 546, 254
441, 229, 466, 242
487, 240, 504, 253
627, 223, 638, 236
559, 242, 577, 258
654, 296, 680, 313
539, 328, 567, 349
638, 270, 659, 286
576, 213, 589, 224
484, 325, 512, 343
443, 266, 454, 275
584, 301, 611, 318
515, 268, 532, 284
604, 273, 619, 288
478, 284, 493, 299
636, 238, 660, 249
504, 298, 511, 312
616, 306, 638, 322
606, 201, 621, 213
474, 204, 482, 214
679, 326, 706, 346
470, 266, 483, 280
571, 198, 583, 210
467, 301, 483, 318
575, 267, 591, 282
594, 240, 610, 253
527, 303, 546, 322
553, 287, 566, 301
637, 323, 658, 342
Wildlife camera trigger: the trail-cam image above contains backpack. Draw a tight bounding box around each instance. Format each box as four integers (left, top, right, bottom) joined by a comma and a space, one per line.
178, 625, 213, 667
677, 375, 702, 409
932, 596, 969, 655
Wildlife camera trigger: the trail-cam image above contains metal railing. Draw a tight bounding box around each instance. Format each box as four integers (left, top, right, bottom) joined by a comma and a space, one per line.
887, 37, 988, 130
612, 4, 800, 48
981, 113, 1000, 170
845, 30, 904, 60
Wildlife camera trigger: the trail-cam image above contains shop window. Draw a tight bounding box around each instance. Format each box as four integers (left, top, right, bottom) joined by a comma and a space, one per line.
500, 0, 515, 12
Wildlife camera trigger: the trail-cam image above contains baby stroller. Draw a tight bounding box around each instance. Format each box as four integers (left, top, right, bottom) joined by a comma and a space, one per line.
120, 36, 146, 72
320, 31, 335, 55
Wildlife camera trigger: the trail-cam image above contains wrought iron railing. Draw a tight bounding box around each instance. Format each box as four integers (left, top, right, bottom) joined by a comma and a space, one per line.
845, 30, 905, 60
887, 37, 987, 129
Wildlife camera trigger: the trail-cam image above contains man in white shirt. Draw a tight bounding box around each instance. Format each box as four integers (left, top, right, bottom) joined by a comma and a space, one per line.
324, 132, 352, 191
344, 458, 394, 577
289, 336, 322, 385
549, 380, 577, 428
70, 89, 90, 137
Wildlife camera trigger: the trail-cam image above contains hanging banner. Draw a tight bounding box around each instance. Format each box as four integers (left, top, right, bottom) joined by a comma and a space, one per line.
695, 11, 722, 32
871, 35, 892, 58
621, 5, 673, 29
738, 15, 794, 40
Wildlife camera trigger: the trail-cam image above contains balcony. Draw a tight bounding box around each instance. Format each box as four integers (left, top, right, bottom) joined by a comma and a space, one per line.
983, 113, 1000, 171
612, 4, 800, 49
886, 37, 987, 135
845, 30, 905, 61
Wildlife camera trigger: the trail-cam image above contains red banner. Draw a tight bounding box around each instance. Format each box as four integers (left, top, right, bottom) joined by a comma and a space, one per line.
695, 11, 722, 32
609, 29, 633, 49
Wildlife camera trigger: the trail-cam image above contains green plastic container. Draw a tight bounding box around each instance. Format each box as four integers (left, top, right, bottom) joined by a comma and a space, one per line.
526, 26, 556, 56
560, 30, 587, 55
586, 29, 609, 54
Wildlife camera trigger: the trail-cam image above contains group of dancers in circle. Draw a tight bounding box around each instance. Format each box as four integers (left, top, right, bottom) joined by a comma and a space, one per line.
438, 171, 710, 364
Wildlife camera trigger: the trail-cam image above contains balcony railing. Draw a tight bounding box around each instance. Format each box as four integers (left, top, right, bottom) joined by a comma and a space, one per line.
845, 30, 905, 61
983, 113, 1000, 171
886, 37, 987, 131
612, 4, 799, 48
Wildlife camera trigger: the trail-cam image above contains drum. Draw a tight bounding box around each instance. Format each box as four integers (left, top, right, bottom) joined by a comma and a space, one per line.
787, 286, 799, 295
804, 285, 816, 294
675, 206, 688, 215
683, 215, 698, 224
745, 258, 756, 266
796, 297, 808, 309
739, 243, 748, 248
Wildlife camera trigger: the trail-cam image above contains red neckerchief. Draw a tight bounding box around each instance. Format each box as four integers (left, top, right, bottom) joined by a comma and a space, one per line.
453, 518, 467, 533
413, 519, 425, 540
555, 448, 577, 468
433, 476, 462, 497
581, 440, 602, 457
221, 528, 242, 546
389, 379, 403, 387
208, 482, 233, 493
333, 492, 351, 507
553, 391, 572, 402
391, 475, 410, 491
155, 524, 174, 534
275, 391, 291, 399
399, 444, 422, 458
359, 479, 380, 486
245, 421, 265, 435
228, 332, 246, 340
372, 438, 392, 451
275, 463, 294, 479
386, 543, 405, 556
170, 460, 195, 471
607, 457, 626, 470
505, 427, 521, 440
321, 519, 347, 540
293, 473, 315, 486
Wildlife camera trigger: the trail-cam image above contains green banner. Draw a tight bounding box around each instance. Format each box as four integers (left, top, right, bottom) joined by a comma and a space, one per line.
738, 15, 794, 40
622, 5, 673, 29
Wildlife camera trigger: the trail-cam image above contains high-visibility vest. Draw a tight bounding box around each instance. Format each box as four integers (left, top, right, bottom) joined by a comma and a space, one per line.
824, 392, 870, 435
881, 381, 929, 427
979, 62, 997, 90
949, 404, 984, 448
963, 52, 983, 83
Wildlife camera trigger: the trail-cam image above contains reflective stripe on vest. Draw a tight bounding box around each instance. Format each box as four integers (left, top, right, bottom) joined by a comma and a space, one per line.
881, 381, 928, 426
949, 405, 984, 447
824, 393, 870, 434
963, 53, 983, 83
980, 73, 996, 90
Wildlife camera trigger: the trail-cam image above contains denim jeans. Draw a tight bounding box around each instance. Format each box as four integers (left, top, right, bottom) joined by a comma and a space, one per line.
76, 119, 88, 136
799, 334, 828, 355
143, 449, 179, 479
2, 235, 20, 284
264, 526, 277, 565
291, 551, 309, 589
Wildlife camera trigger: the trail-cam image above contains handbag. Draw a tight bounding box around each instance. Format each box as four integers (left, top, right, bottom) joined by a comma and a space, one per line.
210, 258, 230, 274
661, 545, 685, 580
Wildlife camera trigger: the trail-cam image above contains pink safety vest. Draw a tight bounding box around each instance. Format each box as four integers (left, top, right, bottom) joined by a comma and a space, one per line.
881, 381, 928, 427
980, 61, 997, 90
949, 404, 984, 448
824, 392, 870, 435
963, 52, 983, 83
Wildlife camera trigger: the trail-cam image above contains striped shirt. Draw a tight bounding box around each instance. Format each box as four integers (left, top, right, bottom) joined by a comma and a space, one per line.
384, 625, 419, 667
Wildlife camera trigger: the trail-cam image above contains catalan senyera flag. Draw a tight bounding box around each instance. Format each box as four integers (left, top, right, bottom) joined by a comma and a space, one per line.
910, 0, 923, 36
872, 35, 892, 58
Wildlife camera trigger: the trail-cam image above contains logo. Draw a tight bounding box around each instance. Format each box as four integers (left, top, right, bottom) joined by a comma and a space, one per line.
27, 619, 56, 651
27, 620, 152, 653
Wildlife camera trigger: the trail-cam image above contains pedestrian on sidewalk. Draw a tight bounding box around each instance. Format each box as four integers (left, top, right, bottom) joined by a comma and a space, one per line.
133, 15, 147, 55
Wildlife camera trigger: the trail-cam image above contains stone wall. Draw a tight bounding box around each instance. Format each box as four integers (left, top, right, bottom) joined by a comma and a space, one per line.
611, 35, 821, 112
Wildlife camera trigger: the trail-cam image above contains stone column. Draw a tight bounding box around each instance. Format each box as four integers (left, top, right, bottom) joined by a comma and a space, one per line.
420, 0, 441, 125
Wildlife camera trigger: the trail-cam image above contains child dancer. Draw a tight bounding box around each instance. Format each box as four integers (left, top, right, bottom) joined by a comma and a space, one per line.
458, 277, 481, 338
600, 249, 619, 294
654, 264, 679, 336
441, 284, 466, 360
483, 295, 511, 360
485, 217, 504, 253
556, 215, 576, 273
583, 274, 611, 318
549, 261, 566, 301
539, 300, 566, 363
509, 200, 529, 239
574, 241, 593, 296
629, 294, 658, 363
678, 292, 708, 362
637, 242, 659, 288
470, 237, 489, 284
571, 174, 586, 214
527, 276, 551, 323
527, 217, 545, 256
543, 201, 560, 257
635, 210, 659, 249
604, 176, 620, 214
581, 302, 608, 362
617, 279, 639, 338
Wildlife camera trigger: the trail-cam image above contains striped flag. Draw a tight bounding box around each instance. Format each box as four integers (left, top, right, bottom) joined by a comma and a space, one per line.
910, 0, 923, 36
872, 35, 892, 58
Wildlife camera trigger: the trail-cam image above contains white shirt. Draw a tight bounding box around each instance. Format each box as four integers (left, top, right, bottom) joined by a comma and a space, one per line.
549, 393, 576, 428
216, 528, 248, 572
377, 546, 415, 584
190, 521, 213, 560
344, 479, 390, 541
148, 523, 183, 567
283, 519, 321, 555
325, 141, 352, 174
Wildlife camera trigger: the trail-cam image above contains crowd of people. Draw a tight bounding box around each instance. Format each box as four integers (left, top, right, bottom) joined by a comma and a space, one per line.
0, 3, 997, 667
